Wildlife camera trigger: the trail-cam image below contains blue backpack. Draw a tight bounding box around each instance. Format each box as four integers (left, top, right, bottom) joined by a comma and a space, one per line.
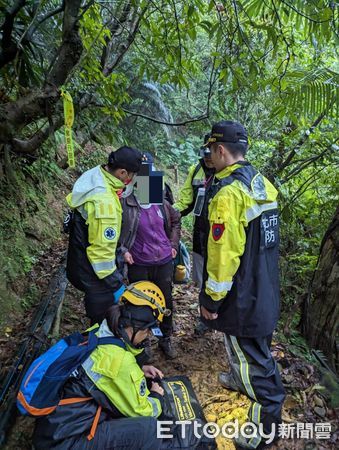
17, 327, 125, 417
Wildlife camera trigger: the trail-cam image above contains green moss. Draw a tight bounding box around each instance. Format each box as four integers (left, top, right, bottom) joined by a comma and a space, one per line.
0, 156, 65, 322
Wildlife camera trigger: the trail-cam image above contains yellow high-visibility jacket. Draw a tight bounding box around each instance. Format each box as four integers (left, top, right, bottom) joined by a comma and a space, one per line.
173, 163, 205, 214
66, 165, 124, 292
82, 320, 162, 418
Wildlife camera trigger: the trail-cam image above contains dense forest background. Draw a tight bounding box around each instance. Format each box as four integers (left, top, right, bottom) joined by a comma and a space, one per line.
0, 0, 338, 372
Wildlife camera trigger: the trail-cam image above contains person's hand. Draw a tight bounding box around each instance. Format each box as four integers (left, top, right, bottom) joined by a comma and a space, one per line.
151, 382, 164, 396
171, 248, 177, 258
124, 251, 134, 265
142, 365, 164, 379
200, 305, 218, 320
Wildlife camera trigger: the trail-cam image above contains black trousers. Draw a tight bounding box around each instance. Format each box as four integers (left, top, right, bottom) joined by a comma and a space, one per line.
224, 334, 285, 449
128, 261, 173, 337
34, 417, 160, 450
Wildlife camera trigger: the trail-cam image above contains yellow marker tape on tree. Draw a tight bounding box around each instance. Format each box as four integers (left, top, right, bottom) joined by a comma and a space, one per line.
61, 89, 75, 168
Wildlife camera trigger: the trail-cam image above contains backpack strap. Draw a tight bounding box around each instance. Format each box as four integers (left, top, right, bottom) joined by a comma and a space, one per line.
86, 327, 126, 349
191, 162, 202, 184
208, 164, 257, 200
97, 336, 126, 349
87, 405, 102, 441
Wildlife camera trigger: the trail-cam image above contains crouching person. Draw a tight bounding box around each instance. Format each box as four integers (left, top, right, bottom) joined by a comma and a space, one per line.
33, 283, 167, 450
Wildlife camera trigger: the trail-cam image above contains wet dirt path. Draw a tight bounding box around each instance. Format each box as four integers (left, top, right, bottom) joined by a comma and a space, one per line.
1, 255, 338, 450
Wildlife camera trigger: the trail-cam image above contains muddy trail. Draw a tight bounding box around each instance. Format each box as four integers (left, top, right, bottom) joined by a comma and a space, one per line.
0, 244, 338, 450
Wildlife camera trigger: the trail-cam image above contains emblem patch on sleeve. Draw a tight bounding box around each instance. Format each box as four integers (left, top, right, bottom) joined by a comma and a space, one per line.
104, 227, 116, 240
212, 223, 225, 241
139, 379, 147, 396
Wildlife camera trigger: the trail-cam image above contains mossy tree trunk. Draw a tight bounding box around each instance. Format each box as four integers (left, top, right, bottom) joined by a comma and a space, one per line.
302, 207, 339, 373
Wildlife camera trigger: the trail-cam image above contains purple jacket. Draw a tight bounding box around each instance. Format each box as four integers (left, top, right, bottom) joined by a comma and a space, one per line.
119, 194, 181, 257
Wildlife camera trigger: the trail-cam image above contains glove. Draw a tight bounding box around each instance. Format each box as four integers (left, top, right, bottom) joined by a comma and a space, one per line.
113, 285, 126, 303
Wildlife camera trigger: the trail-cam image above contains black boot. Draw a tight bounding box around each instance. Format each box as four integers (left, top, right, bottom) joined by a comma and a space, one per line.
218, 372, 238, 391
194, 319, 211, 336
158, 337, 177, 359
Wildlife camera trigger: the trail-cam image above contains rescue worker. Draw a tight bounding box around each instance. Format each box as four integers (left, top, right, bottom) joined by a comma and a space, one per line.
66, 146, 142, 324
119, 152, 181, 359
174, 134, 215, 335
200, 120, 285, 450
33, 282, 167, 450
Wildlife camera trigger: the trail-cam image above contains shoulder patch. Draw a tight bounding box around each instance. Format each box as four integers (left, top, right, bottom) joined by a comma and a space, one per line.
212, 223, 225, 241
251, 174, 267, 200
139, 378, 147, 396
104, 227, 116, 240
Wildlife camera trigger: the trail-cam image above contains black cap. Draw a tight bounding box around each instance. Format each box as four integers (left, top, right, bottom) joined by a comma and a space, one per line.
206, 120, 248, 146
108, 146, 142, 173
141, 152, 154, 164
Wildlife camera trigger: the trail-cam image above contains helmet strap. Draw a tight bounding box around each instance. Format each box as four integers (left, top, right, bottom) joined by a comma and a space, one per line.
119, 324, 146, 349
119, 327, 133, 347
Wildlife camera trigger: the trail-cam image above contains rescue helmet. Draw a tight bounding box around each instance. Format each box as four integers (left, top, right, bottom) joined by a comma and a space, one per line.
120, 281, 170, 328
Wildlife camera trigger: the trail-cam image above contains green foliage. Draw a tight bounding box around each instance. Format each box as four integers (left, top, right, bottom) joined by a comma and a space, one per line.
21, 284, 40, 310
278, 328, 317, 364
0, 0, 338, 335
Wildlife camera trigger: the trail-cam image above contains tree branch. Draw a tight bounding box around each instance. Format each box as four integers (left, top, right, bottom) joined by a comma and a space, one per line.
121, 108, 208, 126
280, 166, 329, 214
100, 2, 146, 77
24, 3, 65, 43
104, 10, 143, 76
10, 91, 93, 154
171, 0, 182, 67
271, 0, 291, 91
11, 116, 64, 154
277, 110, 328, 173
281, 145, 333, 184
279, 0, 332, 24
0, 0, 83, 145
46, 0, 83, 87
0, 0, 27, 69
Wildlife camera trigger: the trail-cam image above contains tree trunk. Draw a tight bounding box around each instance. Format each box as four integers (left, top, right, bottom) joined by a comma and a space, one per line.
302, 207, 339, 373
